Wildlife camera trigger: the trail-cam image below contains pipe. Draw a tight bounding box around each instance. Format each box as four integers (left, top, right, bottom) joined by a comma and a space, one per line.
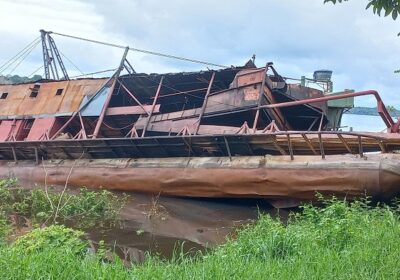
259, 90, 397, 131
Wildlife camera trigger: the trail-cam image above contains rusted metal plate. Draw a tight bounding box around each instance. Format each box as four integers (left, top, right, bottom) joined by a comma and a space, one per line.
105, 105, 159, 116
0, 131, 399, 161
234, 68, 264, 88
1, 154, 399, 204
0, 78, 107, 118
26, 117, 62, 140
287, 84, 326, 112
0, 120, 27, 141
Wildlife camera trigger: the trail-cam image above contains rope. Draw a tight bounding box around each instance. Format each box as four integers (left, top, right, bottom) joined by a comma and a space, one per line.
59, 50, 85, 75
102, 121, 133, 130
49, 31, 229, 68
29, 65, 44, 78
8, 39, 41, 75
69, 68, 118, 79
0, 37, 40, 73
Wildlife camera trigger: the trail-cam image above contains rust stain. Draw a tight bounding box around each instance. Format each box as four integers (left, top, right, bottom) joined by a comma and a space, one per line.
1, 154, 399, 204
0, 78, 107, 117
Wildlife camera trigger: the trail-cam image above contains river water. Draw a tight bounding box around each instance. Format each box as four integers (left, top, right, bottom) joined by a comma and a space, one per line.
86, 194, 286, 263
81, 113, 391, 262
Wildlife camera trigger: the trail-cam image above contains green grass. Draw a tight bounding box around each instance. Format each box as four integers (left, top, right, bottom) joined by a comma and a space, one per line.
1, 196, 400, 279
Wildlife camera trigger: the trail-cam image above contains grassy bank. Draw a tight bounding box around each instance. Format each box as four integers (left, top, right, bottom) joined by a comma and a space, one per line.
0, 178, 126, 239
1, 192, 400, 279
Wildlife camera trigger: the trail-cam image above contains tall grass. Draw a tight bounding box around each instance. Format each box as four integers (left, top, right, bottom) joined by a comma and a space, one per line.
1, 196, 400, 279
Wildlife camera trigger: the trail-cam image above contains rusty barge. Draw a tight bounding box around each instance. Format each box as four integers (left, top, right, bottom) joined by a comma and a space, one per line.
0, 30, 400, 206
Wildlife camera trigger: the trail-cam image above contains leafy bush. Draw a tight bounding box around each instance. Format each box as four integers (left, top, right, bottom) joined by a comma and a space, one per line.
12, 225, 88, 255
0, 178, 127, 234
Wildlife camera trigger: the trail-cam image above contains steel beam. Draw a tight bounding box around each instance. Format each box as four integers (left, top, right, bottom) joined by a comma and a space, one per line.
318, 133, 325, 159
337, 134, 352, 154
195, 72, 215, 134
358, 136, 364, 157
93, 47, 129, 138
223, 137, 232, 160
301, 133, 318, 155
259, 90, 396, 132
141, 76, 164, 137
286, 134, 294, 160
117, 79, 150, 115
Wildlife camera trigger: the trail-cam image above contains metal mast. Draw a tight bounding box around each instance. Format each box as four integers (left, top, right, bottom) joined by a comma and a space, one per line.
40, 30, 69, 80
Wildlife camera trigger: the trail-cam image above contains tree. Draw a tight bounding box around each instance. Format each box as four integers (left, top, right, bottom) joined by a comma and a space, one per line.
0, 74, 42, 84
324, 0, 400, 20
326, 0, 400, 74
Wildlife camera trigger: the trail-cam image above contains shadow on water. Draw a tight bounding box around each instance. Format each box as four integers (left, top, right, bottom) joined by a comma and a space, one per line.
14, 182, 290, 263
85, 192, 290, 263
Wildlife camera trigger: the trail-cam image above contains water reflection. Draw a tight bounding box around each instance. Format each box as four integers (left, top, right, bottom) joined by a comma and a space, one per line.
86, 192, 289, 263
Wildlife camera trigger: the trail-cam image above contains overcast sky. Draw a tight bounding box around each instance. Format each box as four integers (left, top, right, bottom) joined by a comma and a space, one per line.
0, 0, 399, 107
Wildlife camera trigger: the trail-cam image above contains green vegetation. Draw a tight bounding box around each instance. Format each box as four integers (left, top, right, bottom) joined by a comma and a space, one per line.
324, 0, 400, 20
1, 195, 400, 279
0, 74, 42, 84
347, 106, 399, 117
0, 178, 126, 235
12, 225, 88, 255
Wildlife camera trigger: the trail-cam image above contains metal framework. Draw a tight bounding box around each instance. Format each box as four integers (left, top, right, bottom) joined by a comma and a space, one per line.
40, 30, 69, 80
1, 130, 399, 163
1, 30, 399, 165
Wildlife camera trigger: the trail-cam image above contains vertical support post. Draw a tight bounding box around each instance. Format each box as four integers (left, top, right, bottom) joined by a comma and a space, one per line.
11, 147, 17, 164
252, 65, 269, 132
78, 112, 87, 139
48, 39, 60, 80
92, 47, 130, 138
318, 132, 325, 159
358, 136, 364, 157
141, 76, 164, 137
301, 76, 306, 87
318, 112, 324, 131
48, 34, 69, 80
40, 30, 51, 79
195, 72, 215, 135
223, 137, 232, 161
34, 147, 39, 164
287, 134, 294, 160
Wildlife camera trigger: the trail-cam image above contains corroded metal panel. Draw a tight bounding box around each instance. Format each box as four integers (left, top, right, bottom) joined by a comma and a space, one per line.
287, 84, 326, 111
0, 78, 107, 118
26, 117, 62, 140
0, 120, 26, 141
1, 154, 399, 204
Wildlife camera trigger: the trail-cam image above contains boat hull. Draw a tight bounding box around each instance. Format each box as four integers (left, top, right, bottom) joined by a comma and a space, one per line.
1, 154, 399, 204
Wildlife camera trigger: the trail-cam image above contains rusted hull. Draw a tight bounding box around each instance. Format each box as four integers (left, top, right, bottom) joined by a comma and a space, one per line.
1, 154, 399, 204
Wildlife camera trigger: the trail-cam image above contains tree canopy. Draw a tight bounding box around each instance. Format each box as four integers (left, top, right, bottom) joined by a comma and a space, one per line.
0, 74, 42, 85
324, 0, 400, 20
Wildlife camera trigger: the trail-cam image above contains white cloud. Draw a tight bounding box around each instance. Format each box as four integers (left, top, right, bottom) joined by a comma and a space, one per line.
0, 0, 399, 107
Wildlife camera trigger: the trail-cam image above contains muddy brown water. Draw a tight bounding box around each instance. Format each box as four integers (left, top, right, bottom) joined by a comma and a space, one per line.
13, 181, 289, 263
84, 192, 289, 263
